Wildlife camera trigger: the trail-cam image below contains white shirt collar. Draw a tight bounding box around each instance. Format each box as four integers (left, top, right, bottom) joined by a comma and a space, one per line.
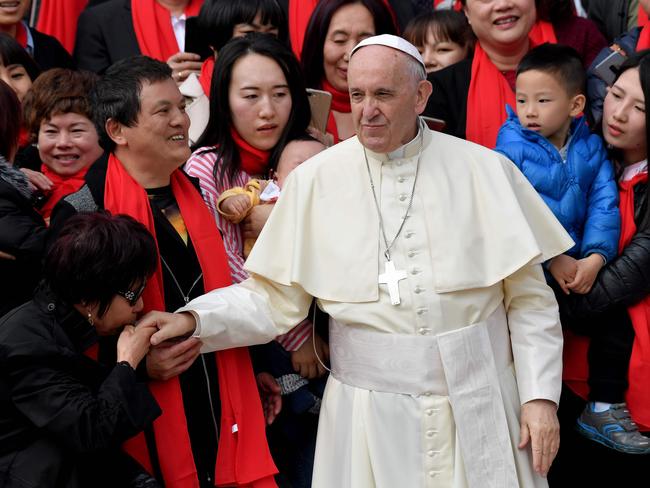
171, 14, 187, 52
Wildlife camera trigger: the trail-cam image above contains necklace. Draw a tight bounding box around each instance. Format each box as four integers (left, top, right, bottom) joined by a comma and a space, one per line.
159, 255, 203, 305
363, 129, 423, 306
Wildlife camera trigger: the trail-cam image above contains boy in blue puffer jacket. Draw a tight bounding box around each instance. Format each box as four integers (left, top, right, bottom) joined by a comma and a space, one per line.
496, 43, 619, 296
496, 45, 648, 454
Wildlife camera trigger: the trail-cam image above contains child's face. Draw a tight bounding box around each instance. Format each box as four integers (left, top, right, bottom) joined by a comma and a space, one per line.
515, 69, 585, 149
418, 30, 468, 74
276, 140, 326, 188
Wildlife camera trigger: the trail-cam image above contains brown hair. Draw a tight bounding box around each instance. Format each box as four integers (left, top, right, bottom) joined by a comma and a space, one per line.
0, 79, 21, 160
22, 69, 98, 143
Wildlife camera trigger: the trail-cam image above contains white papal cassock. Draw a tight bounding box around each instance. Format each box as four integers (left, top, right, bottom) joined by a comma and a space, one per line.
179, 123, 574, 488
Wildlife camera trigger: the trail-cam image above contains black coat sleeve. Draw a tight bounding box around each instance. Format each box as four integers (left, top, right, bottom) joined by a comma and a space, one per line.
6, 357, 160, 453
559, 229, 650, 319
73, 7, 112, 74
0, 192, 46, 259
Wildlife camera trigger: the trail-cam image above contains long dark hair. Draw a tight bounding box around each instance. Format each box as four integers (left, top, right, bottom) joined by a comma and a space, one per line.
195, 33, 311, 185
300, 0, 397, 89
0, 33, 41, 82
606, 50, 650, 226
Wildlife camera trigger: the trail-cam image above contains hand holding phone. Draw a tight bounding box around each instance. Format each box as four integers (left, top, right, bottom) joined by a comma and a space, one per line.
306, 88, 332, 134
593, 50, 626, 86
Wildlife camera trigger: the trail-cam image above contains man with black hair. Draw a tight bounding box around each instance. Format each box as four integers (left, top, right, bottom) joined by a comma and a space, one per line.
50, 55, 277, 488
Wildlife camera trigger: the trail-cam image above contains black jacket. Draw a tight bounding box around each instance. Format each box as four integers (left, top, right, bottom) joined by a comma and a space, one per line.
29, 27, 75, 72
0, 286, 161, 488
74, 0, 140, 74
0, 156, 46, 318
50, 155, 222, 487
559, 180, 650, 319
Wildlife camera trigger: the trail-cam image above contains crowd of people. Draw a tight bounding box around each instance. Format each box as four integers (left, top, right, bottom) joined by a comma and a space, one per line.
1, 0, 650, 487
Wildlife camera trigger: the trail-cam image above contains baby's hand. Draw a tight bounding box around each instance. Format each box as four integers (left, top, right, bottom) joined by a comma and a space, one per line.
566, 254, 605, 295
549, 254, 578, 295
221, 194, 251, 221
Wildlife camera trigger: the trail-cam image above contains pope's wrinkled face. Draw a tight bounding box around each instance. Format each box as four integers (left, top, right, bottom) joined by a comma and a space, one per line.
348, 46, 431, 153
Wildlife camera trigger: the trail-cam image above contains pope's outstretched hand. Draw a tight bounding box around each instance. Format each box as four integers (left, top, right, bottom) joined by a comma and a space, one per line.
137, 311, 198, 346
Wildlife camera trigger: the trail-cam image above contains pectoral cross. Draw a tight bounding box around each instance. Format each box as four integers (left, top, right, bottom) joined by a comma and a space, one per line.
379, 259, 408, 305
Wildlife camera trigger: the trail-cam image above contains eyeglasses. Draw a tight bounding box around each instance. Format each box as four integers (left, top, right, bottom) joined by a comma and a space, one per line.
116, 280, 147, 306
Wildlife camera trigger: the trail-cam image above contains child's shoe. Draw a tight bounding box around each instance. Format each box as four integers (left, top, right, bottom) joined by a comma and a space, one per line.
576, 402, 650, 454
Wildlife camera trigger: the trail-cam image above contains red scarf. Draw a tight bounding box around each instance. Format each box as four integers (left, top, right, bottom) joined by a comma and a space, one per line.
14, 21, 28, 49
38, 163, 89, 223
640, 6, 649, 28
35, 0, 88, 54
637, 25, 650, 50
230, 128, 270, 176
564, 171, 650, 430
465, 21, 557, 148
104, 154, 277, 487
321, 78, 351, 144
288, 0, 319, 59
198, 57, 214, 98
131, 0, 203, 61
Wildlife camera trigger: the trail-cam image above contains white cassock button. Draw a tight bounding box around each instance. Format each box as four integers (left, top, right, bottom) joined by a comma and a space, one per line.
414, 286, 424, 294
427, 450, 436, 457
417, 308, 427, 315
399, 194, 408, 202
407, 251, 417, 258
426, 429, 437, 437
429, 470, 438, 478
397, 176, 406, 183
405, 231, 414, 238
411, 267, 420, 275
418, 327, 431, 335
426, 408, 434, 416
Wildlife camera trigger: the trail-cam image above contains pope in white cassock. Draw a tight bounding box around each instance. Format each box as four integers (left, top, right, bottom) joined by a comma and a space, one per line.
144, 35, 575, 488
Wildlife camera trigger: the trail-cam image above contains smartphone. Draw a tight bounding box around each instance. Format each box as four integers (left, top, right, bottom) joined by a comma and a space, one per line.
306, 88, 332, 134
593, 50, 626, 86
421, 115, 446, 131
184, 16, 213, 60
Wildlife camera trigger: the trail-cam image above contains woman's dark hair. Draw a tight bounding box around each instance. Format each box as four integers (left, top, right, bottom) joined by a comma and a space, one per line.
403, 10, 475, 57
195, 33, 311, 185
0, 79, 21, 160
21, 68, 98, 143
300, 0, 397, 89
198, 0, 287, 52
535, 0, 574, 24
605, 50, 650, 227
44, 212, 158, 317
0, 32, 41, 82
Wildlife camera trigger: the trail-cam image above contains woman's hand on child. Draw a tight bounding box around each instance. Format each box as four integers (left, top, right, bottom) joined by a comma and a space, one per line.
566, 254, 605, 295
256, 372, 282, 424
549, 254, 578, 294
242, 204, 274, 239
291, 330, 329, 379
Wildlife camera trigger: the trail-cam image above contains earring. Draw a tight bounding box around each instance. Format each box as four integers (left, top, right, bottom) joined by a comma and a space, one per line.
86, 310, 94, 326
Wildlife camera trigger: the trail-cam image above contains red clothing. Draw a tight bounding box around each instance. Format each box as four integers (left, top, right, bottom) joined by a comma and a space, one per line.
35, 0, 88, 54
564, 172, 650, 430
104, 154, 277, 487
553, 15, 608, 67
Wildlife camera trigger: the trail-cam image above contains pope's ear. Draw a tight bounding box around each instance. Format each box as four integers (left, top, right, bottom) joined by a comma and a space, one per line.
415, 79, 433, 114
105, 118, 127, 147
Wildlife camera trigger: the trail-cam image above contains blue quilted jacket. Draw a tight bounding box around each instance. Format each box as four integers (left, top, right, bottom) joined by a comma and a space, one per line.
495, 106, 620, 262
